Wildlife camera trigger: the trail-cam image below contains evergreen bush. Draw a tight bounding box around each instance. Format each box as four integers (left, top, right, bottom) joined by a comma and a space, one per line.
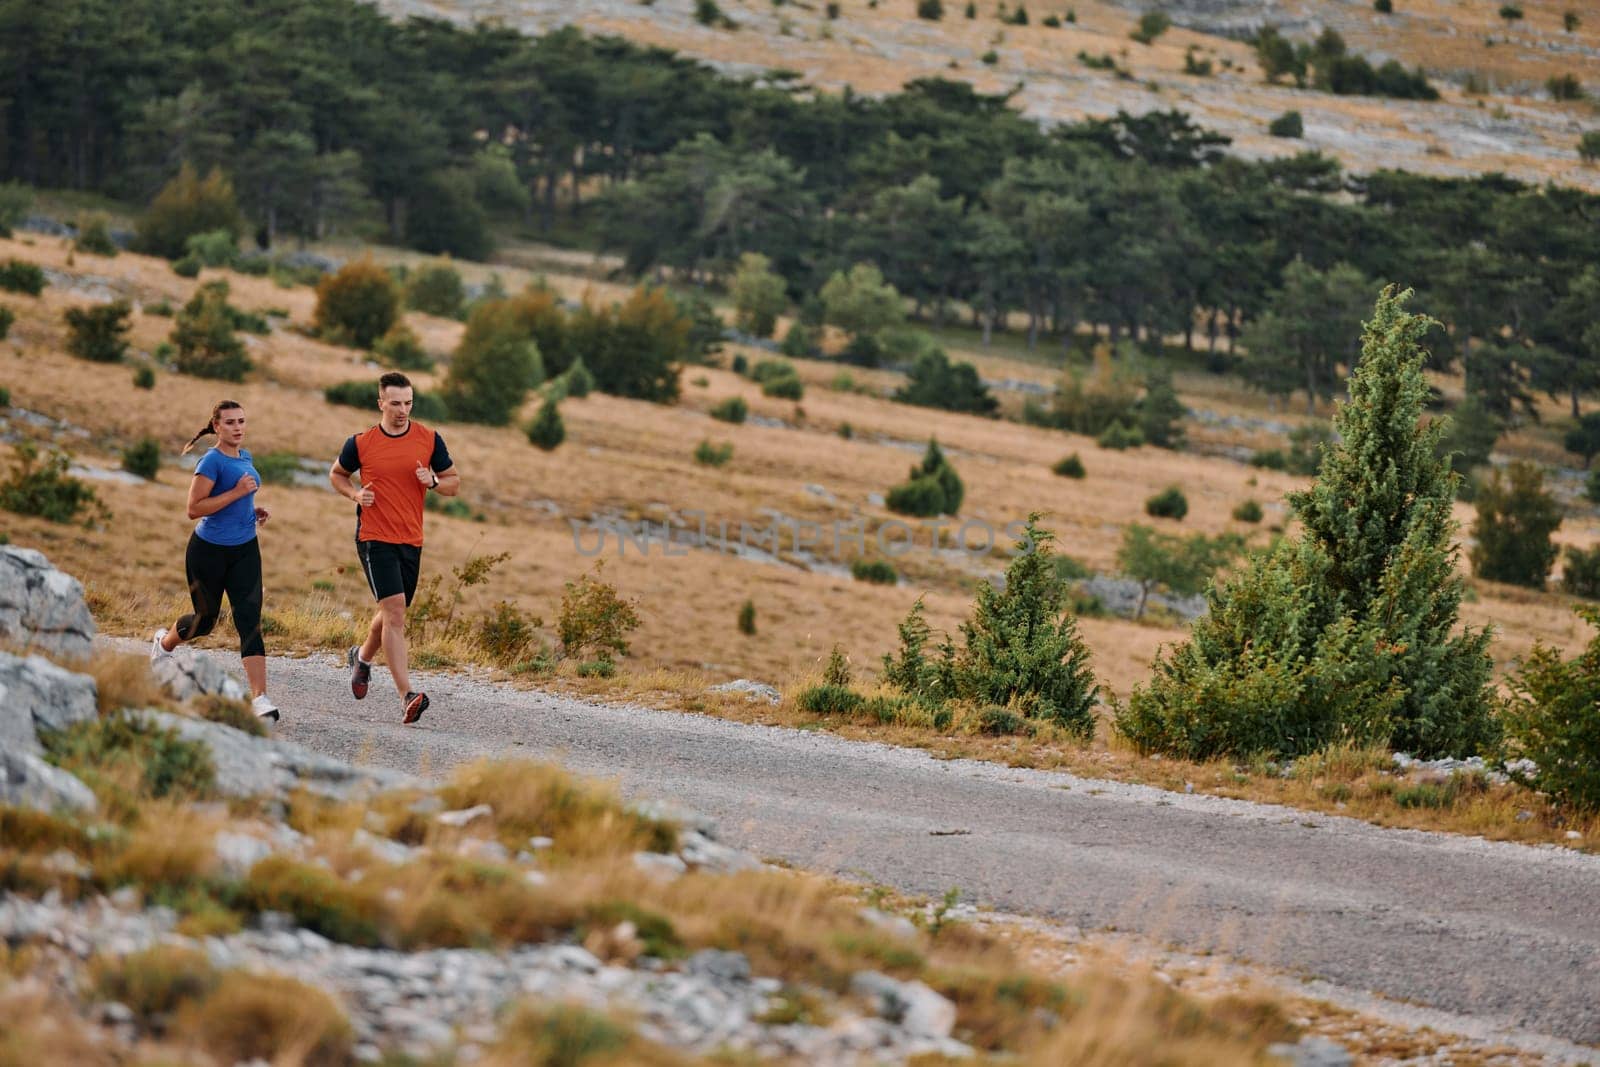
171, 255, 201, 278
171, 282, 250, 381
709, 396, 748, 424
526, 397, 565, 451
73, 213, 117, 256
886, 439, 962, 517
0, 306, 12, 340
1269, 111, 1304, 138
1118, 288, 1497, 760
1469, 461, 1561, 588
850, 559, 898, 584
64, 300, 132, 363
737, 599, 756, 635
184, 229, 237, 268
1097, 421, 1144, 450
443, 299, 543, 425
1561, 545, 1600, 600
405, 259, 466, 319
1231, 499, 1264, 523
693, 440, 733, 467
0, 259, 45, 295
563, 356, 595, 398
1052, 453, 1086, 478
121, 437, 161, 480
1144, 486, 1188, 520
0, 442, 105, 525
373, 322, 433, 370
1503, 607, 1600, 813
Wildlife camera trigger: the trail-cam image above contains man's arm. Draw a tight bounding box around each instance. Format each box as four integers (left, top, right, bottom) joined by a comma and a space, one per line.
431, 464, 460, 497
329, 461, 371, 505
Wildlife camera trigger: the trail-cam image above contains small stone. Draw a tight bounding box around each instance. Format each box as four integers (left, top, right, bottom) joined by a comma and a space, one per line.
1566, 830, 1583, 840
437, 804, 493, 828
527, 835, 554, 850
633, 851, 689, 879
213, 831, 274, 879
455, 837, 510, 863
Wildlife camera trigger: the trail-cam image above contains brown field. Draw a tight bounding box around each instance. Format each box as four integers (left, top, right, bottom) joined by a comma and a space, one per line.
3, 234, 1597, 846
377, 0, 1600, 192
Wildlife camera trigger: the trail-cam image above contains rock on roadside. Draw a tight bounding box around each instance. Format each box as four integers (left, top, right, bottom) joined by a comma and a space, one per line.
0, 547, 97, 660
0, 651, 98, 757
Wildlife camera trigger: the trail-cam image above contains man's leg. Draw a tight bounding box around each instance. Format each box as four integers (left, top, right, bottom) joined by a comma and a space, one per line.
376, 592, 411, 698
359, 611, 384, 663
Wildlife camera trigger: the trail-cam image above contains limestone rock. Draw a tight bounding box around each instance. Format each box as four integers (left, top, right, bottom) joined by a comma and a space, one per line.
0, 651, 99, 756
849, 971, 958, 1040
0, 750, 97, 813
150, 645, 248, 702
0, 547, 97, 660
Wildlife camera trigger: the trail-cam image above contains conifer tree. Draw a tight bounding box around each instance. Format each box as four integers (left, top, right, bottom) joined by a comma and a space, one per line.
955, 515, 1098, 736
1119, 288, 1496, 759
526, 396, 565, 450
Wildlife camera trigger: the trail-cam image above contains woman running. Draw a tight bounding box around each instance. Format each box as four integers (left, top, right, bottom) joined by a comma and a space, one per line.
150, 400, 279, 721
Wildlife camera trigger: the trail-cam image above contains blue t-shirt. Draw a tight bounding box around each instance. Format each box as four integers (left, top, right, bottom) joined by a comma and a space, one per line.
193, 448, 260, 546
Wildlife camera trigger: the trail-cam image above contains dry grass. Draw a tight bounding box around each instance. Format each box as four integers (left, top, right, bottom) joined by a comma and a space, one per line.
88, 943, 220, 1030
85, 649, 172, 714
172, 970, 354, 1067
0, 988, 120, 1067
480, 1004, 693, 1067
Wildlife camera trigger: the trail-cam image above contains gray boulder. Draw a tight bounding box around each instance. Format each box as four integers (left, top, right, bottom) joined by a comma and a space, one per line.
132, 709, 416, 801
151, 645, 248, 702
0, 547, 97, 659
0, 750, 97, 813
0, 651, 99, 757
849, 971, 958, 1040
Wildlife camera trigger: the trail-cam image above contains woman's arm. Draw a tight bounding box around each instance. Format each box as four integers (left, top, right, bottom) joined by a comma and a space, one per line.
187, 473, 258, 520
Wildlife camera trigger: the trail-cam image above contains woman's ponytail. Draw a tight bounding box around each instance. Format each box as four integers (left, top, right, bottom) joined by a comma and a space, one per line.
181, 400, 243, 455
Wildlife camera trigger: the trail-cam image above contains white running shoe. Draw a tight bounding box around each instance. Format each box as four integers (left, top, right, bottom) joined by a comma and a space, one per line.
150, 628, 172, 662
251, 694, 280, 722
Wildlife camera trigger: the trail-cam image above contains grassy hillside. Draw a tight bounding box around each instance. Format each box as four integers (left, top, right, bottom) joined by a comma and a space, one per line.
376, 0, 1600, 192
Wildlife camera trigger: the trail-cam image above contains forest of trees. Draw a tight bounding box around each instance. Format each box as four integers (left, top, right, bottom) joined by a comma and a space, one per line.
2, 0, 1598, 423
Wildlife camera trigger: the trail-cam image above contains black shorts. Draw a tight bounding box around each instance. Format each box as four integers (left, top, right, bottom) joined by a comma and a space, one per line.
357, 540, 422, 605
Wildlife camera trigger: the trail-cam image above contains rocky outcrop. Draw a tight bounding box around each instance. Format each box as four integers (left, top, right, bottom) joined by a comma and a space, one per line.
0, 750, 98, 812
0, 547, 97, 660
0, 651, 100, 814
150, 645, 248, 702
131, 710, 416, 802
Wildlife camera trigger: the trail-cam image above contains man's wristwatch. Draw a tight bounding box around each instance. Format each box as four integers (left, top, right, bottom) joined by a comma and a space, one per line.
428, 473, 439, 490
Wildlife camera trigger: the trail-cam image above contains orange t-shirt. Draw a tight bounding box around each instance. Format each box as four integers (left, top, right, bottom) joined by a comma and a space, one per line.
337, 422, 452, 546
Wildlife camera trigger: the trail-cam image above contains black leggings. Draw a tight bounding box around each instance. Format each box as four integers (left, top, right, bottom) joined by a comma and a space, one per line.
176, 533, 266, 658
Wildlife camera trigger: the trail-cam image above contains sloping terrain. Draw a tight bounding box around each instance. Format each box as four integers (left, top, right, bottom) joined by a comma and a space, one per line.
378, 0, 1600, 190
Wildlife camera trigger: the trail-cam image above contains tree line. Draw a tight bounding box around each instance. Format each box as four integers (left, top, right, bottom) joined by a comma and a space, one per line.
3, 0, 1598, 423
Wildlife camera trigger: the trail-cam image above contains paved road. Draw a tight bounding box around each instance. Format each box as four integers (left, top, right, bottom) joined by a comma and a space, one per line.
261, 653, 1600, 1048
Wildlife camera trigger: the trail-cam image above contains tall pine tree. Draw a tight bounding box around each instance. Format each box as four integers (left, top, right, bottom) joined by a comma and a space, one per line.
1119, 288, 1496, 759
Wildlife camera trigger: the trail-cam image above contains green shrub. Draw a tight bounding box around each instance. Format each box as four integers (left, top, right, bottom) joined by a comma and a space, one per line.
1470, 461, 1561, 588
761, 373, 804, 400
1130, 10, 1170, 43
738, 598, 756, 635
1503, 607, 1600, 813
1052, 453, 1085, 479
916, 0, 943, 18
1231, 499, 1263, 523
731, 252, 786, 338
1374, 0, 1392, 11
43, 710, 214, 808
0, 259, 44, 296
1562, 545, 1600, 599
893, 343, 997, 415
0, 385, 9, 406
184, 229, 237, 268
314, 257, 401, 349
478, 601, 541, 665
144, 299, 174, 317
797, 683, 864, 715
137, 164, 242, 260
710, 396, 748, 424
232, 855, 385, 946
405, 259, 466, 318
886, 439, 963, 517
73, 213, 117, 256
171, 281, 250, 381
1269, 110, 1304, 138
1096, 421, 1144, 450
254, 450, 301, 486
1119, 288, 1496, 760
557, 563, 640, 663
0, 305, 13, 340
694, 440, 733, 467
563, 356, 595, 398
526, 397, 565, 450
566, 287, 686, 402
443, 298, 544, 425
122, 437, 160, 480
0, 442, 104, 525
63, 301, 132, 365
407, 169, 492, 260
1587, 469, 1600, 505
780, 322, 814, 359
171, 254, 201, 278
850, 559, 897, 585
953, 516, 1099, 736
373, 321, 433, 370
1145, 486, 1188, 520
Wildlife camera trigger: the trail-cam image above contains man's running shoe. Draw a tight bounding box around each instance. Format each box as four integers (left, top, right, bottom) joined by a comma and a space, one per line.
402, 691, 429, 724
251, 694, 280, 722
150, 628, 172, 662
348, 645, 371, 700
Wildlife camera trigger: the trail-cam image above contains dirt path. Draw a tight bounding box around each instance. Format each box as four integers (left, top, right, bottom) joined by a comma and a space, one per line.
252, 651, 1600, 1050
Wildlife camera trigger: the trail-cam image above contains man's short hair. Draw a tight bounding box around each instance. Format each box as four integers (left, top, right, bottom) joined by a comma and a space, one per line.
379, 371, 412, 393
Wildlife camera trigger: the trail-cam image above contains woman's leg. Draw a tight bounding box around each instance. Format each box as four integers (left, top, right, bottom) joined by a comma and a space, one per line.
170, 533, 226, 648
225, 540, 268, 697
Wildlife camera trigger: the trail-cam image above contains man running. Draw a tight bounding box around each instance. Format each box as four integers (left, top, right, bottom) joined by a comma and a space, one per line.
329, 371, 460, 723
